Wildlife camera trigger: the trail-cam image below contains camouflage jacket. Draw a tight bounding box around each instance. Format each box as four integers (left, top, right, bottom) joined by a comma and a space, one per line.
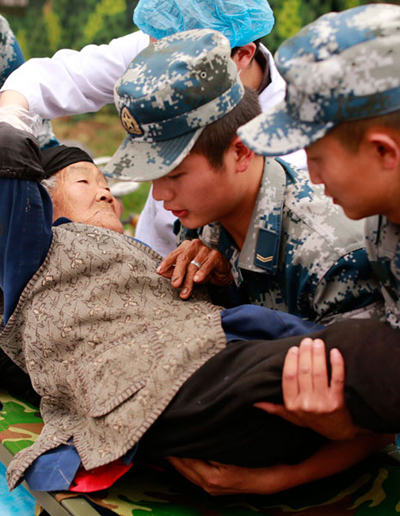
365, 215, 400, 329
0, 223, 225, 490
199, 158, 383, 324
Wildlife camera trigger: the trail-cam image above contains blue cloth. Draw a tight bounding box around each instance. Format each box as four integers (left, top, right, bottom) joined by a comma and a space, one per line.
24, 440, 139, 492
24, 442, 81, 492
221, 305, 323, 342
0, 180, 53, 324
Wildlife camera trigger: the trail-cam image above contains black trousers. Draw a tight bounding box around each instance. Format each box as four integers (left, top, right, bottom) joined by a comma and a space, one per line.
1, 319, 399, 467
140, 319, 400, 467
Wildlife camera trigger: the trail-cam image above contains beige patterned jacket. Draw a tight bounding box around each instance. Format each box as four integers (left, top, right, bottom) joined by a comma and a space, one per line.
0, 223, 226, 489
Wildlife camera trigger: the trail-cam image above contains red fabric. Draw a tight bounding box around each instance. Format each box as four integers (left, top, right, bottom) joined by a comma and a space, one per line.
69, 459, 132, 492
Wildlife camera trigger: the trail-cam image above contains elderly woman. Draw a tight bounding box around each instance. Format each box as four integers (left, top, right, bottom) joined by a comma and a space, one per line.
0, 144, 123, 399
0, 122, 398, 496
0, 141, 123, 324
40, 145, 124, 234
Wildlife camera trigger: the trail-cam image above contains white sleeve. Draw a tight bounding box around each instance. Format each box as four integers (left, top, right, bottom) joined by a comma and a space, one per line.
135, 190, 178, 257
1, 31, 150, 119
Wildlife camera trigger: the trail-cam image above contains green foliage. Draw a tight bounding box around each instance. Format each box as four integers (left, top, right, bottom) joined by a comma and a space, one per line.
43, 2, 62, 53
2, 0, 134, 57
275, 0, 302, 41
121, 182, 151, 219
14, 28, 28, 58
343, 0, 364, 8
3, 0, 51, 58
84, 0, 126, 42
0, 0, 393, 58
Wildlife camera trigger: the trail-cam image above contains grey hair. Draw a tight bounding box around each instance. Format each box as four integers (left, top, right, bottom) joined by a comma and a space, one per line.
40, 173, 60, 195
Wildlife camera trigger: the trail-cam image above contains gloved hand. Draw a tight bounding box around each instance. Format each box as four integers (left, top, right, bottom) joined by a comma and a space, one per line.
0, 104, 42, 135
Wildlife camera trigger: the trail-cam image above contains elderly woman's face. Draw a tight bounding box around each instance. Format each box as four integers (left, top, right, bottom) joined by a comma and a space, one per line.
51, 162, 124, 234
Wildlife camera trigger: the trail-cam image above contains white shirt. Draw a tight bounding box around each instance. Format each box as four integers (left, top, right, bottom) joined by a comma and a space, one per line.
2, 31, 150, 118
2, 34, 307, 257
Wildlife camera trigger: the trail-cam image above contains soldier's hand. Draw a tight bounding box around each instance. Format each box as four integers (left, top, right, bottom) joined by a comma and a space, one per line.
255, 338, 361, 440
157, 239, 233, 300
167, 456, 293, 495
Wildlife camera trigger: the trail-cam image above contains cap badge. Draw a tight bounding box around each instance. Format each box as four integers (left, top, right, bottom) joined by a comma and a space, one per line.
121, 107, 143, 136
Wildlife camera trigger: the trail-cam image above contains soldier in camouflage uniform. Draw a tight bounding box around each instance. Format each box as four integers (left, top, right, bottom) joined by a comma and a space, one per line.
238, 3, 400, 330
225, 3, 400, 480
104, 28, 383, 325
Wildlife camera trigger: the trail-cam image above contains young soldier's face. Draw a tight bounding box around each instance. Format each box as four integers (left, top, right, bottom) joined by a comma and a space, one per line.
306, 132, 390, 221
152, 152, 243, 229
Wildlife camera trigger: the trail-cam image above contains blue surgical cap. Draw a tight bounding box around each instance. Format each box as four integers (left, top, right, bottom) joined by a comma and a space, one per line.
133, 0, 275, 48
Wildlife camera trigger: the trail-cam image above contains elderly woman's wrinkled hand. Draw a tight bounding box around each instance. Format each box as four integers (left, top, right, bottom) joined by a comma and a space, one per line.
157, 239, 233, 299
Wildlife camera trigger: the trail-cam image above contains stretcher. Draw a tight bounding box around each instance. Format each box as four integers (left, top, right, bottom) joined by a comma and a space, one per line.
0, 388, 399, 516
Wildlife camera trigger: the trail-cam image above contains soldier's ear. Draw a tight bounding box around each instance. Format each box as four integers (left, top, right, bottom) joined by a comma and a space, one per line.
230, 136, 253, 173
366, 130, 400, 172
231, 43, 256, 74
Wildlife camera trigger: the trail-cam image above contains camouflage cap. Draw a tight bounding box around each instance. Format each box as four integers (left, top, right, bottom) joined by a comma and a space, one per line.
0, 15, 25, 88
104, 29, 244, 181
238, 4, 400, 156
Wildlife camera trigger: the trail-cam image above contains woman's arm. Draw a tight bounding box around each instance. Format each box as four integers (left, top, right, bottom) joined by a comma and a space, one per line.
0, 31, 149, 118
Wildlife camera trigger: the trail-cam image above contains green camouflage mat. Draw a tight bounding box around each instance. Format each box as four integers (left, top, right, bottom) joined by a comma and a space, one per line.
1, 390, 399, 516
0, 391, 43, 456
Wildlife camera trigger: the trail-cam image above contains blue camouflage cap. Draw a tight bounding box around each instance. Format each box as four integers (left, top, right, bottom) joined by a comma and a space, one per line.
104, 29, 244, 181
238, 4, 400, 157
133, 0, 275, 48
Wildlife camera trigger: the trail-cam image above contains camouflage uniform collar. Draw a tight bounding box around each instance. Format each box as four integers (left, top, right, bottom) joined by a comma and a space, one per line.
366, 215, 383, 247
238, 158, 286, 274
198, 159, 286, 287
365, 215, 400, 327
366, 215, 400, 258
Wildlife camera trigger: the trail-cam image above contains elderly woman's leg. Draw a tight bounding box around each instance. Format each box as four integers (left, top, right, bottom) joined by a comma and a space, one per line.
140, 319, 400, 466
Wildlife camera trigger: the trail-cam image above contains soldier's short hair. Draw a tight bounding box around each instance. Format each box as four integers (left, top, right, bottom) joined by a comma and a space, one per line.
191, 87, 261, 169
331, 110, 400, 153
